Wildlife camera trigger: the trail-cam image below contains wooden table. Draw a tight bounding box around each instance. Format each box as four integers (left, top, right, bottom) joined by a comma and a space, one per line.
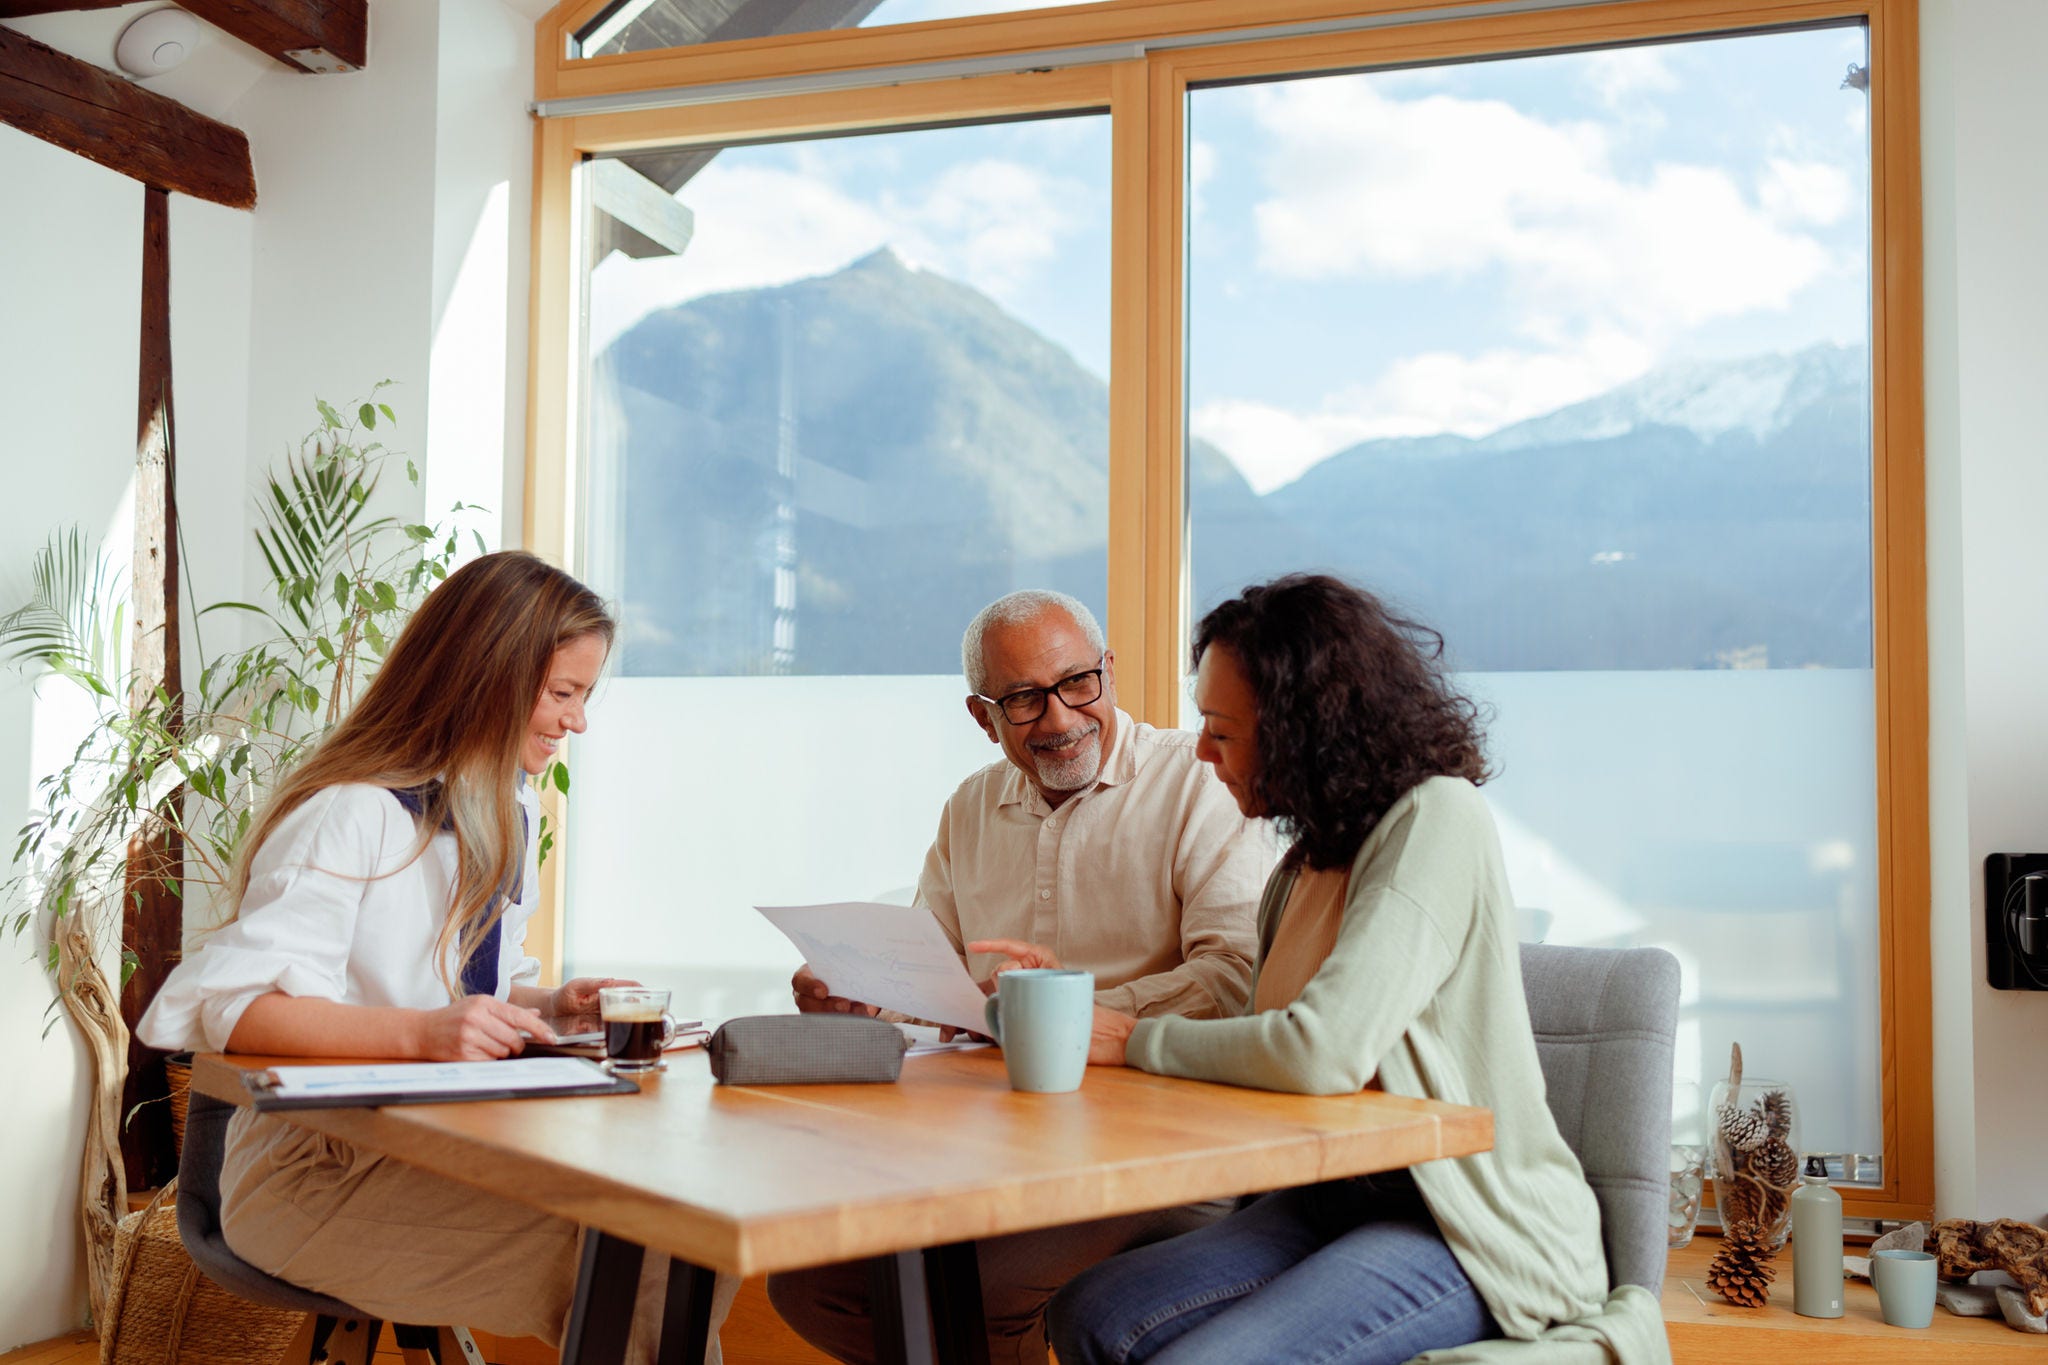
194, 1049, 1491, 1365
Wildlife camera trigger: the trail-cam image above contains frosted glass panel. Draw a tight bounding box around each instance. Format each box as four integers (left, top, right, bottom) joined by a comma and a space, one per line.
565, 676, 1000, 1021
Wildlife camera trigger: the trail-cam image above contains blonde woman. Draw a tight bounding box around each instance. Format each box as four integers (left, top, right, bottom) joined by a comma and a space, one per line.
141, 550, 735, 1361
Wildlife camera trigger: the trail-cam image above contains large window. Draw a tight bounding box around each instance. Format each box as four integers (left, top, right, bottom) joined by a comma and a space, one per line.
567, 115, 1112, 1015
1183, 29, 1882, 1167
532, 0, 1929, 1219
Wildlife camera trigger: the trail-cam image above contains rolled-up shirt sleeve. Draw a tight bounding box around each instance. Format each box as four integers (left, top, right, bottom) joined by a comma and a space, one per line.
139, 786, 387, 1053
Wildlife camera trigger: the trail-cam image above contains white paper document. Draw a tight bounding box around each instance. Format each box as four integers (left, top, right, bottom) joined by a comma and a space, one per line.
246, 1057, 614, 1102
757, 901, 991, 1035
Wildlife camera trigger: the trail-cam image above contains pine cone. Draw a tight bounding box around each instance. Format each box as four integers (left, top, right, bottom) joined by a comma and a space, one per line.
1757, 1138, 1799, 1189
1760, 1089, 1793, 1141
1719, 1103, 1769, 1154
1708, 1224, 1780, 1308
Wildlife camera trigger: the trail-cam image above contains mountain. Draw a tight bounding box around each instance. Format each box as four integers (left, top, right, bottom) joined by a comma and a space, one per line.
598, 247, 1249, 674
599, 253, 1872, 676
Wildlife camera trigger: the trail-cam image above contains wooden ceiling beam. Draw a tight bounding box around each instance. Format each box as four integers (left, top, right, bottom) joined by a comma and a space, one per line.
0, 23, 255, 208
179, 0, 366, 73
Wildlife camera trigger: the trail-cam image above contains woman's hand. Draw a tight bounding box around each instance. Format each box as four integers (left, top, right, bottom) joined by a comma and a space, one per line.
1089, 1006, 1137, 1066
414, 996, 555, 1061
548, 976, 637, 1016
967, 938, 1064, 979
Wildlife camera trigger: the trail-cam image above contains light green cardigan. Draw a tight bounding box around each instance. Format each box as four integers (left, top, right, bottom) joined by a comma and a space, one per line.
1126, 777, 1671, 1365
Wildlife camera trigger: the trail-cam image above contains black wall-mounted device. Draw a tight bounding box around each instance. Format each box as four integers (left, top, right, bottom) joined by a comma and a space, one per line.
1984, 853, 2048, 991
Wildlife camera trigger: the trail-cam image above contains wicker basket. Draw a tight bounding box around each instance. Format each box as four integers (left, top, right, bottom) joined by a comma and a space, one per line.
98, 1181, 306, 1365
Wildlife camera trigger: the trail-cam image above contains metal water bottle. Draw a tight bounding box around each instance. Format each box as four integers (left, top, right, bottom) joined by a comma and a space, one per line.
1791, 1154, 1844, 1318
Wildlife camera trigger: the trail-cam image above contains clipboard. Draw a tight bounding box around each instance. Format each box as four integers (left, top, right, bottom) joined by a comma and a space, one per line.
240, 1056, 639, 1111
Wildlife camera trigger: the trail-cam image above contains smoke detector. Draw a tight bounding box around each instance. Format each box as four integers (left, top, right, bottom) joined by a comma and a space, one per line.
115, 8, 203, 79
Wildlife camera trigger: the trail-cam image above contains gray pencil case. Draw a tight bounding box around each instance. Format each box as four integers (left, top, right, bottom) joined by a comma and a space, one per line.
707, 1014, 909, 1085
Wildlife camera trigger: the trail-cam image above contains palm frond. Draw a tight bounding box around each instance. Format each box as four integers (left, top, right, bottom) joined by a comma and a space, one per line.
0, 528, 127, 689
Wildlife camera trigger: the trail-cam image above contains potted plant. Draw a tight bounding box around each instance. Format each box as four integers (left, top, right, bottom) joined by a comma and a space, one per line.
1, 391, 560, 1320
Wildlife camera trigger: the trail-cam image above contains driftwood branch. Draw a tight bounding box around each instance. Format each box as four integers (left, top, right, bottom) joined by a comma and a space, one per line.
56, 905, 130, 1320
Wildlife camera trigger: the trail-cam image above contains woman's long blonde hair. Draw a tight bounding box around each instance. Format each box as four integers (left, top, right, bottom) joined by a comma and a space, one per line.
229, 551, 615, 994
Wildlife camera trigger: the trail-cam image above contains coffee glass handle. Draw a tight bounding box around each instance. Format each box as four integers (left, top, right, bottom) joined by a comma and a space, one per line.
657, 1011, 678, 1048
982, 994, 1003, 1044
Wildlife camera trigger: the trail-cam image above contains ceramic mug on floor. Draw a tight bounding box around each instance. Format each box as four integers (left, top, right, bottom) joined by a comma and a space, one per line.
1871, 1249, 1937, 1328
983, 968, 1094, 1093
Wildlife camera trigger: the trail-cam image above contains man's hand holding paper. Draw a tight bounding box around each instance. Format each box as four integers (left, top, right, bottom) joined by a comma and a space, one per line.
760, 902, 994, 1036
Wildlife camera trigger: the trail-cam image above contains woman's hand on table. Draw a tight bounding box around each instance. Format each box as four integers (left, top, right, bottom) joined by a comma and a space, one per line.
1089, 1007, 1136, 1066
547, 976, 637, 1016
415, 996, 555, 1060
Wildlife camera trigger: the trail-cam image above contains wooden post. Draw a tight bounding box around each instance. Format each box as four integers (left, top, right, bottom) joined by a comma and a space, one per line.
121, 184, 181, 1194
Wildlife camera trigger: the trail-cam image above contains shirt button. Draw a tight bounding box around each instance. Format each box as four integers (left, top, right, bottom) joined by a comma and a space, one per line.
1039, 890, 1051, 901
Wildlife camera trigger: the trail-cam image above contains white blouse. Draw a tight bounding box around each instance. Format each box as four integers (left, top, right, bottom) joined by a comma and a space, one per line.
140, 781, 544, 1053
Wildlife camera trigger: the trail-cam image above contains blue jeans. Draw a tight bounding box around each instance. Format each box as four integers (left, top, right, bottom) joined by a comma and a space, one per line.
1048, 1174, 1499, 1365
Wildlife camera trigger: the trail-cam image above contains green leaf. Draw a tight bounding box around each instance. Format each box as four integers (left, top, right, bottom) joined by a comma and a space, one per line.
551, 762, 570, 795
378, 403, 396, 423
473, 530, 487, 556
359, 402, 377, 430
334, 573, 351, 610
405, 524, 433, 543
373, 581, 397, 611
407, 459, 419, 483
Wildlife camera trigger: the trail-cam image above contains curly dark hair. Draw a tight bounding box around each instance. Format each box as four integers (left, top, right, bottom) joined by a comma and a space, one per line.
1192, 574, 1491, 871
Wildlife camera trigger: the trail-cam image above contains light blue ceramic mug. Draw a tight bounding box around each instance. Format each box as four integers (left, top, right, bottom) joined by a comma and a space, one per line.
982, 968, 1094, 1093
1871, 1249, 1937, 1329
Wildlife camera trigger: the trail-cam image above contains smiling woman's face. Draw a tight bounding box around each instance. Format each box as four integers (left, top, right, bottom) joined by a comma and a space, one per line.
523, 633, 607, 774
1192, 644, 1262, 817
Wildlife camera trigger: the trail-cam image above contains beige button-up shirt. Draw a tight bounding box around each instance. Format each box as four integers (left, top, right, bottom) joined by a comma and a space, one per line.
917, 710, 1270, 1019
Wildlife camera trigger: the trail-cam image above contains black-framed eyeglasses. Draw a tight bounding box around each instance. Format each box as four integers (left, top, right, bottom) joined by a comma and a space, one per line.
978, 654, 1108, 726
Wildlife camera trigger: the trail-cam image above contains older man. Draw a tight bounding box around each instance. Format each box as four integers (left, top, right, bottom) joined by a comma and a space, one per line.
771, 588, 1271, 1365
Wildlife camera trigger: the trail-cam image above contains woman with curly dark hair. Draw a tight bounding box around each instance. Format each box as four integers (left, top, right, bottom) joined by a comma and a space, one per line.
1021, 575, 1665, 1365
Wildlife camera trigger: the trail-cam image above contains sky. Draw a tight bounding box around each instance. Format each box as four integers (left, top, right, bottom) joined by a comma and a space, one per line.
586, 20, 1871, 496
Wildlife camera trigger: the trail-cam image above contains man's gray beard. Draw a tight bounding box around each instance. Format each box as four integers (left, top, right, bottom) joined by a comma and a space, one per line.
1031, 722, 1103, 791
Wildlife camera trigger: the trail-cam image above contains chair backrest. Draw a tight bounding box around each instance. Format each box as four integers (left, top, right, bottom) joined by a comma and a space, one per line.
179, 1090, 366, 1316
1518, 943, 1680, 1295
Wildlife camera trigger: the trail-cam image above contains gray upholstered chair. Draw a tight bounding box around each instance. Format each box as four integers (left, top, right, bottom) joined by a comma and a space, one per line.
1518, 943, 1681, 1294
179, 1089, 485, 1365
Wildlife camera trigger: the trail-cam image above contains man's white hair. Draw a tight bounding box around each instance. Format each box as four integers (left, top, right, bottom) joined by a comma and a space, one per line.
961, 589, 1106, 696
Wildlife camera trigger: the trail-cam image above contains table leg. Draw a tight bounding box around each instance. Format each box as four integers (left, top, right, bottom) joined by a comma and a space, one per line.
656, 1259, 718, 1365
869, 1249, 938, 1365
562, 1230, 646, 1365
922, 1242, 990, 1365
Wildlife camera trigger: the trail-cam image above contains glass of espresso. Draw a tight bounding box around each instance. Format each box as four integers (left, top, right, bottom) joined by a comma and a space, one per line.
598, 986, 678, 1073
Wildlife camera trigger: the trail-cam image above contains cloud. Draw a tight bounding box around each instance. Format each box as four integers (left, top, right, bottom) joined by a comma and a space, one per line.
1247, 79, 1832, 333
1576, 47, 1678, 111
1187, 77, 1853, 486
1758, 157, 1853, 225
588, 155, 1092, 353
1193, 327, 1655, 493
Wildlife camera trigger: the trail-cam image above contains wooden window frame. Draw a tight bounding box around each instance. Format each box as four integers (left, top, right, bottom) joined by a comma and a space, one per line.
525, 0, 1930, 1221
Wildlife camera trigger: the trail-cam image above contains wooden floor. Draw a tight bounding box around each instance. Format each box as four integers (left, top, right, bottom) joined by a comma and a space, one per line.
15, 1244, 2044, 1365
0, 1276, 829, 1365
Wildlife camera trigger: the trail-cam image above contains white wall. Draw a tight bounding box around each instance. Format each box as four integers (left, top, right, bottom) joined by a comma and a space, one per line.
1921, 0, 2048, 1224
0, 0, 535, 1346
0, 126, 254, 1349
